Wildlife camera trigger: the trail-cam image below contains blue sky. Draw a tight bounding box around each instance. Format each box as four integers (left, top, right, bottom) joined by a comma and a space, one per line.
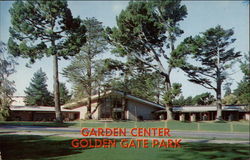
0, 1, 249, 98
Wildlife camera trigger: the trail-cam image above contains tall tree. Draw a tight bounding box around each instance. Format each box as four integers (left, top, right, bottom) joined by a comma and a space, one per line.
24, 68, 53, 106
0, 41, 16, 121
8, 0, 86, 122
178, 25, 241, 120
59, 82, 71, 105
63, 17, 107, 119
234, 53, 250, 105
105, 0, 187, 120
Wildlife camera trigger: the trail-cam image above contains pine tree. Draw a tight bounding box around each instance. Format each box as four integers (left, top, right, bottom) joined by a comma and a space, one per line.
8, 0, 86, 122
63, 17, 107, 119
105, 0, 187, 120
59, 82, 71, 105
24, 68, 53, 106
0, 41, 16, 121
178, 25, 241, 120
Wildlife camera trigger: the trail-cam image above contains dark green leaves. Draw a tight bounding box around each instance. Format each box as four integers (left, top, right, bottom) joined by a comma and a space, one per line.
163, 83, 182, 105
24, 68, 54, 106
8, 0, 86, 62
178, 25, 241, 91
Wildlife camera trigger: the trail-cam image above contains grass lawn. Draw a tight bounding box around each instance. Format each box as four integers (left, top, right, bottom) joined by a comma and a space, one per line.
0, 120, 249, 132
70, 120, 250, 132
0, 134, 249, 160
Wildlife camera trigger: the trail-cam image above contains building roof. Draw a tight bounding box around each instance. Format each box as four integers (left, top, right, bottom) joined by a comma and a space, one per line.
10, 106, 80, 112
62, 90, 165, 110
172, 105, 248, 112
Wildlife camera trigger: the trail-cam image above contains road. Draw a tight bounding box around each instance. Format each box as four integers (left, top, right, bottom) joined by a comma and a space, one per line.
0, 125, 249, 140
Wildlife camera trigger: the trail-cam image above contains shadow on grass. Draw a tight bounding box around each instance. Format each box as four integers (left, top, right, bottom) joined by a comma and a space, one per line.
159, 142, 250, 160
0, 134, 92, 160
214, 120, 227, 123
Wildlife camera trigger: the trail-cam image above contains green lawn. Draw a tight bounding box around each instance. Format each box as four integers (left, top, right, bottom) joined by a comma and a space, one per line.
74, 120, 250, 132
0, 134, 249, 160
0, 120, 249, 132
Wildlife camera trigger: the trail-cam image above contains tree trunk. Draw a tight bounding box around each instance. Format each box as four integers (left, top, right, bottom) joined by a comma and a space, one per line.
53, 54, 62, 123
165, 29, 175, 121
86, 92, 92, 119
165, 104, 173, 120
165, 76, 173, 120
216, 48, 223, 121
86, 57, 92, 120
216, 77, 222, 121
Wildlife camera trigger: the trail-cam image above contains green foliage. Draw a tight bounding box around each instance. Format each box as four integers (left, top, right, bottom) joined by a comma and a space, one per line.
173, 92, 215, 106
234, 80, 250, 105
24, 68, 53, 106
8, 0, 86, 62
239, 53, 250, 81
63, 17, 107, 99
233, 53, 250, 105
8, 0, 87, 122
106, 0, 187, 119
172, 95, 193, 106
192, 92, 215, 105
222, 94, 238, 105
163, 83, 182, 105
111, 72, 164, 103
179, 25, 241, 92
59, 83, 71, 105
106, 0, 187, 70
103, 54, 164, 103
0, 41, 16, 121
0, 104, 10, 121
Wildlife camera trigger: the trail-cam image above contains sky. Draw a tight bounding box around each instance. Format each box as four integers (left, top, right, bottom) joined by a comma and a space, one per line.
0, 1, 249, 98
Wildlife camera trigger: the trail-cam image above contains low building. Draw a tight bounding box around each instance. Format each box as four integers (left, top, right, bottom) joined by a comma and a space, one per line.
157, 105, 249, 121
9, 94, 249, 121
10, 106, 80, 121
62, 90, 164, 120
10, 96, 80, 121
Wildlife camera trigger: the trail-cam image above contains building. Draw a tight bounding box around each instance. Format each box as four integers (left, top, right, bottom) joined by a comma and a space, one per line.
10, 106, 80, 121
172, 105, 250, 121
156, 105, 249, 121
9, 96, 80, 121
62, 90, 164, 120
9, 94, 249, 121
63, 90, 249, 121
